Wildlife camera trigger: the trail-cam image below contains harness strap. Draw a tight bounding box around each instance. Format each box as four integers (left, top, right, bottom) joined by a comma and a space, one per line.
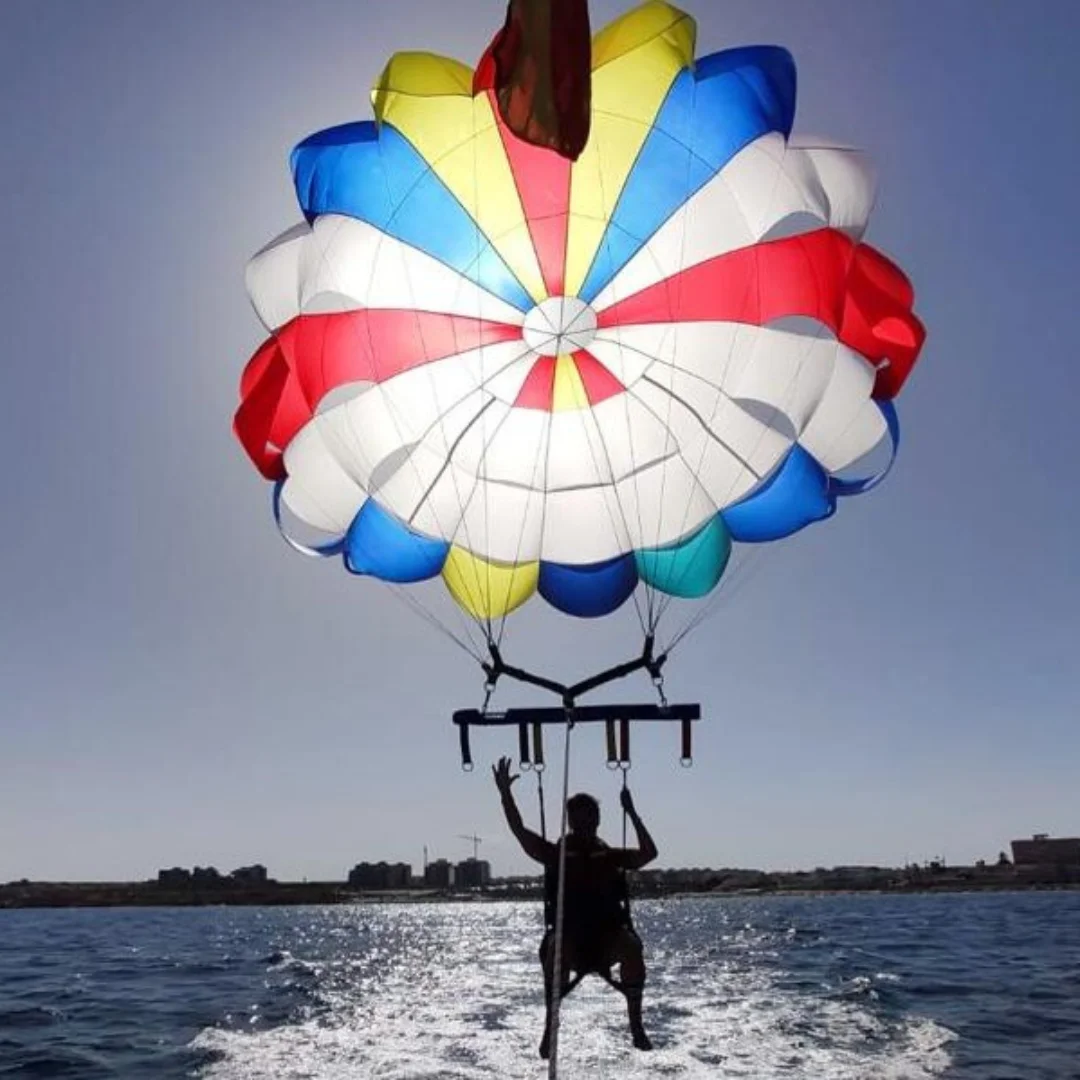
536, 768, 547, 841
619, 770, 634, 930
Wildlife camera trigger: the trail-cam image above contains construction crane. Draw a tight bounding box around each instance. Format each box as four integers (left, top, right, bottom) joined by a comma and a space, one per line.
457, 833, 483, 861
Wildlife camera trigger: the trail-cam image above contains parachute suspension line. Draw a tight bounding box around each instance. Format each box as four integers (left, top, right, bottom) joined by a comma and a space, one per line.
629, 104, 786, 641
435, 337, 546, 640
300, 184, 527, 658
372, 101, 530, 647
577, 90, 654, 636
463, 103, 548, 654
494, 367, 556, 652
651, 133, 827, 647
425, 359, 530, 649
605, 336, 657, 636
636, 106, 705, 637
546, 711, 574, 1080
661, 566, 744, 656
564, 368, 651, 642
647, 317, 823, 641
435, 123, 494, 645
661, 540, 773, 657
382, 582, 486, 664
572, 337, 653, 638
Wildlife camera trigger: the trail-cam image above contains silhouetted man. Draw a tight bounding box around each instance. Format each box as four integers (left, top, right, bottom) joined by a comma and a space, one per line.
493, 756, 657, 1057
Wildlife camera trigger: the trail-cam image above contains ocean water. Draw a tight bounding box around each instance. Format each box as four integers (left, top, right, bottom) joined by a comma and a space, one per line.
1, 892, 1078, 1079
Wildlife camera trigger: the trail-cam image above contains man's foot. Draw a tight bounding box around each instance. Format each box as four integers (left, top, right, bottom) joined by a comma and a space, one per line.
631, 1025, 653, 1051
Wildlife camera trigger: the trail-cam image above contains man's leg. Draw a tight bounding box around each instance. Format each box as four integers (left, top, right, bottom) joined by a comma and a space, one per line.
613, 928, 652, 1050
538, 932, 577, 1059
538, 932, 554, 1059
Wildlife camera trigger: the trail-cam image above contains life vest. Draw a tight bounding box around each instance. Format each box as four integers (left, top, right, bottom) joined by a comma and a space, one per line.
543, 835, 632, 941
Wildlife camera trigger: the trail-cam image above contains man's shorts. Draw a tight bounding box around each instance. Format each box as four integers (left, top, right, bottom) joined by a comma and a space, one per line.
539, 924, 642, 976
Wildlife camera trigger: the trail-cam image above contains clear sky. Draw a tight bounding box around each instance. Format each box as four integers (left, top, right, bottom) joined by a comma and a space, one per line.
1, 0, 1077, 882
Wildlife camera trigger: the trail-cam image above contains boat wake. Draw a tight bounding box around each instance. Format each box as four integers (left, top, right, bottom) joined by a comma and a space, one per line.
191, 901, 955, 1079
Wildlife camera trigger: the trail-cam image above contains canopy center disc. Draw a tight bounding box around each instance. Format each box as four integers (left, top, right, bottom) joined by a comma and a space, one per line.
523, 296, 598, 356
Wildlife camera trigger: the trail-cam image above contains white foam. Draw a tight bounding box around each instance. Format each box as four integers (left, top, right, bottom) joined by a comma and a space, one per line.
191, 902, 956, 1080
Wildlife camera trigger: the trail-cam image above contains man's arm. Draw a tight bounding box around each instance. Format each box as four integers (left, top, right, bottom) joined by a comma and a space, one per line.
493, 757, 555, 864
615, 788, 658, 870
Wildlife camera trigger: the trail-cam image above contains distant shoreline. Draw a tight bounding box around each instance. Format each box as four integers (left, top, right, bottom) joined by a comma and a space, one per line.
2, 872, 1077, 910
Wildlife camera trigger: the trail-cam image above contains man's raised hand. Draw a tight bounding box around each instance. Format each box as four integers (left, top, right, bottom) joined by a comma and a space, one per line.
493, 756, 519, 796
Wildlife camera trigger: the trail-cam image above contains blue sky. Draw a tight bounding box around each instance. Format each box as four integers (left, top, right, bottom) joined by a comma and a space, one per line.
1, 0, 1077, 882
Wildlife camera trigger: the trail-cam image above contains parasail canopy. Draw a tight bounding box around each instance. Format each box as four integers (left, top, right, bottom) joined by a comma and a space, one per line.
235, 0, 925, 636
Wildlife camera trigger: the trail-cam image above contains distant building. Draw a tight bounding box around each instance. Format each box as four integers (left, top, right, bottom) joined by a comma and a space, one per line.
455, 858, 491, 888
157, 867, 192, 886
349, 863, 382, 889
1011, 835, 1080, 867
348, 862, 412, 889
158, 866, 269, 887
230, 865, 269, 884
424, 859, 454, 888
386, 862, 411, 888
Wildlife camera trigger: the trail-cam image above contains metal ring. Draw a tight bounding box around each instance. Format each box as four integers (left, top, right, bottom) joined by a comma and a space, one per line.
605, 760, 620, 771
618, 760, 632, 772
533, 762, 546, 774
462, 762, 475, 773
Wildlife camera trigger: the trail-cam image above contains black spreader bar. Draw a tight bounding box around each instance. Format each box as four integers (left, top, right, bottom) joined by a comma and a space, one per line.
453, 704, 700, 769
454, 705, 700, 726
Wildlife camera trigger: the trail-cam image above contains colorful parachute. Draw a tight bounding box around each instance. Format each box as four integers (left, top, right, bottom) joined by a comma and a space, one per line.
235, 1, 925, 630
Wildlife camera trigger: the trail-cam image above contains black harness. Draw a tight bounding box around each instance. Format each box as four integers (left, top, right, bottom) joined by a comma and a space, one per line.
542, 838, 636, 997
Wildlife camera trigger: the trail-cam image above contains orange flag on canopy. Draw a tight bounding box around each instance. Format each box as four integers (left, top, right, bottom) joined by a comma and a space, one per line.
474, 0, 592, 161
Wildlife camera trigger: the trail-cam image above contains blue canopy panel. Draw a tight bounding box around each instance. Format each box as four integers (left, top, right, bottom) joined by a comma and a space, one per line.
538, 554, 638, 617
722, 447, 834, 543
635, 515, 732, 598
828, 400, 901, 498
723, 403, 901, 541
344, 498, 449, 582
273, 480, 346, 558
578, 45, 797, 305
291, 122, 534, 312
